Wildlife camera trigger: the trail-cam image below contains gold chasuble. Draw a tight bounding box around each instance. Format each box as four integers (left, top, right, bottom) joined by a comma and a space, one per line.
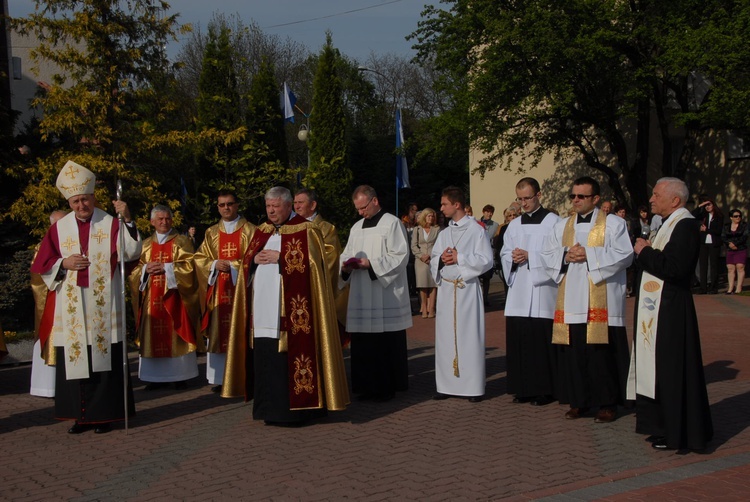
552, 210, 609, 345
129, 232, 202, 358
224, 215, 349, 410
194, 218, 255, 354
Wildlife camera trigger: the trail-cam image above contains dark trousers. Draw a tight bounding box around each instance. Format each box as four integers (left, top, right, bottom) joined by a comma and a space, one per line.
350, 330, 408, 398
55, 343, 135, 424
698, 244, 721, 292
252, 338, 326, 424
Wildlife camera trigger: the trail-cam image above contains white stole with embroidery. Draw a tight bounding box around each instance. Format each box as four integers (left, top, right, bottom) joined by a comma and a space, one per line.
56, 209, 114, 379
627, 207, 693, 399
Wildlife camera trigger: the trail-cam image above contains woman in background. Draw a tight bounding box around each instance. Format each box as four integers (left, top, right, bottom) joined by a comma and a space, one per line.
411, 208, 441, 318
693, 198, 724, 294
723, 209, 748, 294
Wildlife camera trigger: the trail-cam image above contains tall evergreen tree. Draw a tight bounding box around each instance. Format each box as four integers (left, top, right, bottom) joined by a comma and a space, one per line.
247, 57, 288, 168
197, 25, 242, 131
306, 33, 352, 236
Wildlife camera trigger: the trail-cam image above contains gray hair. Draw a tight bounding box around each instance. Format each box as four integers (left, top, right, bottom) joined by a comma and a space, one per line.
352, 185, 377, 200
655, 177, 689, 204
150, 204, 173, 219
265, 186, 292, 203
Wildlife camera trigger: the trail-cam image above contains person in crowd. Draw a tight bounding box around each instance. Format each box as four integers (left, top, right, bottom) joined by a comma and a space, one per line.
493, 203, 521, 289
723, 209, 748, 294
431, 187, 493, 402
294, 188, 343, 294
185, 225, 199, 249
31, 160, 142, 434
411, 207, 440, 318
401, 202, 418, 228
224, 187, 349, 426
615, 205, 636, 296
637, 206, 651, 240
600, 201, 613, 215
129, 205, 202, 391
628, 177, 713, 451
30, 210, 67, 398
541, 176, 633, 423
501, 178, 560, 406
479, 204, 500, 307
294, 188, 348, 343
340, 185, 412, 402
402, 202, 419, 299
692, 197, 724, 294
194, 190, 256, 394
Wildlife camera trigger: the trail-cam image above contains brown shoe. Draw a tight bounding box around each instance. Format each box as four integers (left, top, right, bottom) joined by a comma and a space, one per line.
564, 407, 589, 419
594, 407, 616, 423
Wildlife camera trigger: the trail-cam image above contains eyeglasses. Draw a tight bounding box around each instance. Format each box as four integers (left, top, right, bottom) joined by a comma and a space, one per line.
515, 194, 538, 202
217, 202, 236, 208
355, 198, 374, 212
568, 194, 595, 200
731, 214, 741, 218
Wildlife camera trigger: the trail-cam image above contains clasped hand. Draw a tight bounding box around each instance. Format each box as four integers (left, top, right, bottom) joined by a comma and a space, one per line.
511, 248, 528, 264
441, 247, 458, 265
565, 243, 587, 264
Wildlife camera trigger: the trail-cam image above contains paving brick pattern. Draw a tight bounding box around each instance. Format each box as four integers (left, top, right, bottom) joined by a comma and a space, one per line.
2, 291, 749, 501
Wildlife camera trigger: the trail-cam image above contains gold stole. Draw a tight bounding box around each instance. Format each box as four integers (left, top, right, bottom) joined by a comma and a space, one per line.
552, 210, 609, 345
56, 210, 114, 379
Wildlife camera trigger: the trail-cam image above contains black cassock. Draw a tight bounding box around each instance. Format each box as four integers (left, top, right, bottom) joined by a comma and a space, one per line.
634, 216, 713, 450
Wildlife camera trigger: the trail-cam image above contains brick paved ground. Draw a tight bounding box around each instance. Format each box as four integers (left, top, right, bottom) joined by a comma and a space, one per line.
2, 284, 749, 501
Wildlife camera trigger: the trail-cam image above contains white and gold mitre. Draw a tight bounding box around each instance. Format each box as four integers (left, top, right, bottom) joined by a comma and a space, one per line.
56, 160, 95, 199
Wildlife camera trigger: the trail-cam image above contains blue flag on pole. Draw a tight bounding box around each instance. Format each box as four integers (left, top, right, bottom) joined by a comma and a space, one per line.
281, 82, 297, 123
396, 108, 410, 189
180, 177, 188, 214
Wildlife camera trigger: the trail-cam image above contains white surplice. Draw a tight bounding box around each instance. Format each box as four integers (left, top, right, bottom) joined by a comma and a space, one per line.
430, 216, 493, 396
500, 212, 560, 319
540, 209, 634, 326
340, 212, 412, 333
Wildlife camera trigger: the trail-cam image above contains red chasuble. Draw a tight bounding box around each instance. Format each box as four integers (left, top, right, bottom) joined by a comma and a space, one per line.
201, 229, 242, 352
139, 239, 196, 357
244, 216, 321, 409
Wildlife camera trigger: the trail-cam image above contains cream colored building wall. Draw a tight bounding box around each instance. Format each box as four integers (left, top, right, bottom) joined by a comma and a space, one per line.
470, 129, 749, 219
470, 148, 559, 216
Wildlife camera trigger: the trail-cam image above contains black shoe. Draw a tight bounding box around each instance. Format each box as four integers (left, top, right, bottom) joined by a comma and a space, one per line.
174, 380, 187, 390
530, 395, 554, 406
211, 385, 222, 393
144, 382, 167, 391
512, 396, 532, 404
433, 393, 449, 400
645, 435, 665, 443
651, 439, 670, 450
468, 396, 483, 403
67, 421, 88, 434
94, 423, 111, 434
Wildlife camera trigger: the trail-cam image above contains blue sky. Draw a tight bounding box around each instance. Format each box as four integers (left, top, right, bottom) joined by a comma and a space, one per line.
9, 0, 436, 61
